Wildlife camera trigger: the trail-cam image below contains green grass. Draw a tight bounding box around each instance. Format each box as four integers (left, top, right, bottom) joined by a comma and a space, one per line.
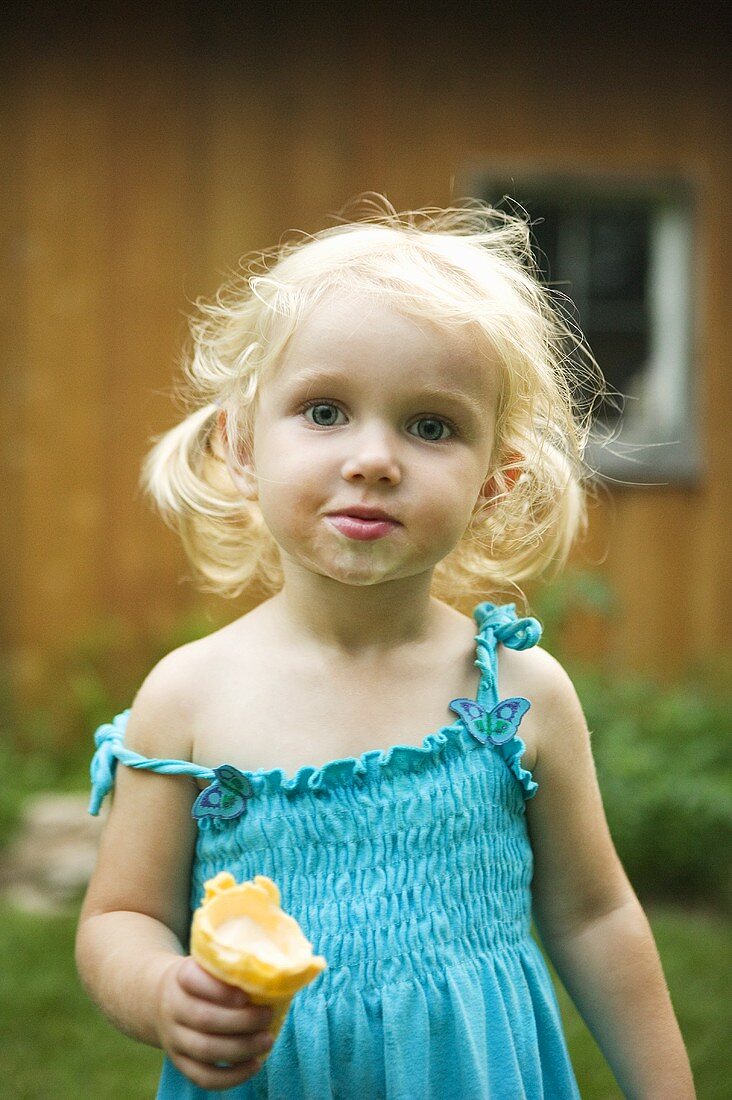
0, 903, 727, 1098
0, 903, 160, 1099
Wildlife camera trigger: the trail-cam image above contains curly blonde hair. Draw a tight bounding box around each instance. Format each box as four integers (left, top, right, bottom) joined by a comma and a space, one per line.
143, 196, 604, 604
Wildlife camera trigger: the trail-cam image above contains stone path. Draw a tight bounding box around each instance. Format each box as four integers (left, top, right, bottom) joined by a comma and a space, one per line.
0, 792, 106, 913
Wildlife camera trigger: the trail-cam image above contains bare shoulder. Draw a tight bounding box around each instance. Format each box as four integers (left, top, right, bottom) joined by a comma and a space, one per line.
123, 643, 202, 760
124, 603, 272, 759
498, 642, 583, 709
497, 643, 589, 770
79, 614, 272, 930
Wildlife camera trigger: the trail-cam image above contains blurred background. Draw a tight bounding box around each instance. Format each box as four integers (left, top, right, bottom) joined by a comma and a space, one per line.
1, 2, 730, 1097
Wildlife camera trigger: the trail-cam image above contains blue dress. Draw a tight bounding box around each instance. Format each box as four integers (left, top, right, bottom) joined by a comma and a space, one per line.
89, 602, 581, 1099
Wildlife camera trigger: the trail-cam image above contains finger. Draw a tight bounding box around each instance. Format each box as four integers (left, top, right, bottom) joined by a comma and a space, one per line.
171, 1050, 266, 1092
179, 997, 275, 1036
171, 1022, 274, 1067
177, 957, 253, 1007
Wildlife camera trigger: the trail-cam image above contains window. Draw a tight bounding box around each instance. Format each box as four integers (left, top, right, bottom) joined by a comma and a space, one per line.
471, 172, 698, 483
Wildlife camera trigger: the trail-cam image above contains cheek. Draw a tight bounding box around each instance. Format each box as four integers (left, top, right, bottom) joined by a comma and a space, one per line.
254, 440, 327, 536
417, 470, 485, 550
257, 476, 312, 528
257, 423, 331, 478
423, 458, 485, 514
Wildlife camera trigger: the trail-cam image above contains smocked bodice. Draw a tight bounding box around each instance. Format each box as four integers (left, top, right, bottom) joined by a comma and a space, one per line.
194, 720, 534, 992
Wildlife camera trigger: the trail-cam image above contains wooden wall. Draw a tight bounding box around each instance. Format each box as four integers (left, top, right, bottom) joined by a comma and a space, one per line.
2, 1, 730, 690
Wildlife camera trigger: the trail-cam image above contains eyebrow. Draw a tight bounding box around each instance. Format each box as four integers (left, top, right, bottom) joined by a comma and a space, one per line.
285, 366, 355, 392
409, 387, 486, 426
285, 367, 487, 422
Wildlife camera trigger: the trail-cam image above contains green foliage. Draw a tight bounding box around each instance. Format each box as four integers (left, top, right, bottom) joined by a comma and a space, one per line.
574, 666, 732, 910
529, 567, 619, 652
0, 611, 225, 849
534, 570, 732, 912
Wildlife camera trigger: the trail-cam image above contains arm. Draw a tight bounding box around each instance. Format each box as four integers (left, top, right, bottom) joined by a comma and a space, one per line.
523, 650, 695, 1099
75, 655, 275, 1090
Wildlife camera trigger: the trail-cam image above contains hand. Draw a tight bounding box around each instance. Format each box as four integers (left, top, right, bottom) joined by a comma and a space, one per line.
155, 956, 276, 1090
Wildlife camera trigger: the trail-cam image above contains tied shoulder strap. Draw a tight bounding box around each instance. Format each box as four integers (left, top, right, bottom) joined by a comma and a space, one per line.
473, 601, 543, 711
473, 602, 542, 660
89, 710, 214, 816
448, 601, 542, 799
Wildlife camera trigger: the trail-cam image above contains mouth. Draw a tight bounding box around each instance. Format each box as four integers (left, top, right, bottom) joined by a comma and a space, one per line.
325, 507, 401, 542
329, 506, 398, 522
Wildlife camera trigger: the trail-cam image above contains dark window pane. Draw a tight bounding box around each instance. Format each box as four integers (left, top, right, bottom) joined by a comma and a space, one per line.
587, 205, 649, 302
586, 330, 648, 402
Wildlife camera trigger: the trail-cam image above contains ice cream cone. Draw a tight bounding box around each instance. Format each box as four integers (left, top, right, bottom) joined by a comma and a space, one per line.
190, 872, 327, 1048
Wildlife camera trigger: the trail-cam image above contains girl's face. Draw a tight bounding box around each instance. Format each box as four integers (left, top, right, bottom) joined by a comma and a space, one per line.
234, 292, 499, 588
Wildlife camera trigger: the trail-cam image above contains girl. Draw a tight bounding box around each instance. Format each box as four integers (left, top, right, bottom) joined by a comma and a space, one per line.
76, 200, 694, 1099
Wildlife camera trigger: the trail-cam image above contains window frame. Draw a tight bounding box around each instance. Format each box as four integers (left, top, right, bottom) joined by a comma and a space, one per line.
459, 167, 700, 485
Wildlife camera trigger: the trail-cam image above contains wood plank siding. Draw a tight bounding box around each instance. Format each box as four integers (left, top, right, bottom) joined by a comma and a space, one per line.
1, 2, 730, 690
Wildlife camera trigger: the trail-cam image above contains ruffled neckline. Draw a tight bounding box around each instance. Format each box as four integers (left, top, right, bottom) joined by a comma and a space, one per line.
88, 601, 541, 817
217, 712, 536, 801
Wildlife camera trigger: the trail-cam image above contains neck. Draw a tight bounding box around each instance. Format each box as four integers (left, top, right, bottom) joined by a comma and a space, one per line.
271, 564, 441, 656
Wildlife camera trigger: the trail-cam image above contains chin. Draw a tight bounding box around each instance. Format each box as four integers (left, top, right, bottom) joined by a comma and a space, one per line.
291, 547, 417, 587
318, 563, 403, 587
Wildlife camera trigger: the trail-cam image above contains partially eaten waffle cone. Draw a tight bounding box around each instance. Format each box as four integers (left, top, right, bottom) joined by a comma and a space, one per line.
190, 872, 327, 1050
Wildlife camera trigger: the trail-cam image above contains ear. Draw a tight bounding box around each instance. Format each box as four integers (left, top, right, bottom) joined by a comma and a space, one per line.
478, 452, 523, 504
217, 410, 258, 501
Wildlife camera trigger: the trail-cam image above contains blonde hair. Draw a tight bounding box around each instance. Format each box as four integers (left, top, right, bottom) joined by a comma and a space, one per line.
143, 196, 605, 603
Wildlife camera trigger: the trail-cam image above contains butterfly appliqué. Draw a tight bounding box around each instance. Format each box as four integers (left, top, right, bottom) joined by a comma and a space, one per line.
448, 697, 530, 746
192, 765, 254, 825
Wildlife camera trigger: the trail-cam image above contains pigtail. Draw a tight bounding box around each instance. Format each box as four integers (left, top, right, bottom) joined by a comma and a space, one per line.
144, 404, 227, 519
142, 404, 282, 598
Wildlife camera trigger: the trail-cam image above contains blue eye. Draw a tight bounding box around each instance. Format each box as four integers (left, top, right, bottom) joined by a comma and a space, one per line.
408, 417, 453, 441
303, 402, 346, 427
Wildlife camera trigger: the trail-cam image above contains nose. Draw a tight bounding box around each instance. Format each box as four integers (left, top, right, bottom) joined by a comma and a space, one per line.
340, 423, 402, 486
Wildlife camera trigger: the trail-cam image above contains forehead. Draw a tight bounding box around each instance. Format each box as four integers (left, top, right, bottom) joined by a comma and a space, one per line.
271, 292, 498, 404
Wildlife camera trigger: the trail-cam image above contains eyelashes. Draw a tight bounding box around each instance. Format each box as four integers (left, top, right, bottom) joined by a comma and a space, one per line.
301, 400, 346, 428
408, 417, 454, 442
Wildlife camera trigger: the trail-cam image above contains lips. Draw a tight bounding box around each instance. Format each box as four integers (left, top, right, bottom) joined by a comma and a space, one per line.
326, 506, 401, 542
329, 506, 397, 522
